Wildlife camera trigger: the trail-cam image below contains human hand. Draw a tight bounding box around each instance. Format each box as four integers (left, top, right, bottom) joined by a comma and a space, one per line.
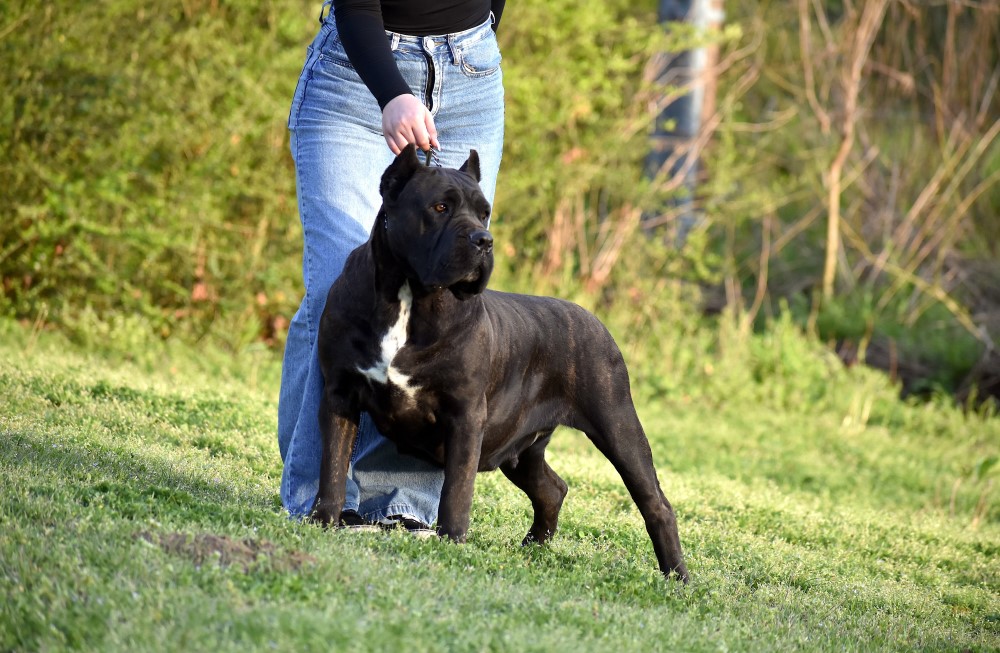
381, 94, 440, 155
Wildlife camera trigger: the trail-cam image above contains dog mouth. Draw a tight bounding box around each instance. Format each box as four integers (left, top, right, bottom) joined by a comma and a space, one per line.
448, 262, 491, 300
414, 238, 494, 299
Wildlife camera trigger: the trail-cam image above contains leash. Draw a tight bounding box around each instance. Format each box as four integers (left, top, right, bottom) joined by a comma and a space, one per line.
424, 147, 442, 167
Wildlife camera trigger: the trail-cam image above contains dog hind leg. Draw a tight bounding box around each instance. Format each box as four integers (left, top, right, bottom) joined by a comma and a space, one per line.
582, 407, 689, 582
500, 431, 567, 545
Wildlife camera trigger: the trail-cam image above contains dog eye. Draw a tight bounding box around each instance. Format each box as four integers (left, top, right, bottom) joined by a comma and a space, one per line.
433, 203, 448, 214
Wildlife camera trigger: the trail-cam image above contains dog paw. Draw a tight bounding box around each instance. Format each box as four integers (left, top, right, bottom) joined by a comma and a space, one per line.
520, 528, 553, 546
435, 526, 467, 543
308, 502, 339, 528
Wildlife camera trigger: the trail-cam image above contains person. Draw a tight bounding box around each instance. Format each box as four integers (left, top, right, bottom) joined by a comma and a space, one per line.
278, 0, 506, 533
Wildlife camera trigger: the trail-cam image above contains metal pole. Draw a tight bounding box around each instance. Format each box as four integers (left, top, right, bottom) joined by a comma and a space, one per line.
644, 0, 724, 246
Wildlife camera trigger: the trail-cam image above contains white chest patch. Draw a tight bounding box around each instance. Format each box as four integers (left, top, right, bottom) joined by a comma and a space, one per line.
357, 282, 420, 401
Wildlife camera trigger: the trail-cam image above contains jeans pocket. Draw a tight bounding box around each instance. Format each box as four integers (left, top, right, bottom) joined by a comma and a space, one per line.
317, 33, 354, 70
458, 34, 502, 78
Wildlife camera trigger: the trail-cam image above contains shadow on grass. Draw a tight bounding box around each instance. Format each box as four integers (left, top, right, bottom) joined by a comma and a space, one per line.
2, 428, 281, 528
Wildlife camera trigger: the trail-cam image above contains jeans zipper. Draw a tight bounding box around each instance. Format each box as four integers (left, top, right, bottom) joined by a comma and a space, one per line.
423, 51, 435, 112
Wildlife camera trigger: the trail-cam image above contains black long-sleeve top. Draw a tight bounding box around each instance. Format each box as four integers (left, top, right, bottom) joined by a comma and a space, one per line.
332, 0, 506, 109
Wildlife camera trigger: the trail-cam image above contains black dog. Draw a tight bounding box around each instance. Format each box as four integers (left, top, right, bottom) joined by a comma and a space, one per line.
310, 144, 687, 582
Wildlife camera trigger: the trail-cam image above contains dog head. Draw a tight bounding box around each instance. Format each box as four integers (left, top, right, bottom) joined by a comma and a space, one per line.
378, 144, 494, 300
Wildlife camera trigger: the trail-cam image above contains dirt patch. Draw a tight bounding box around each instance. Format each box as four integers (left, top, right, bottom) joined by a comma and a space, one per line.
135, 531, 316, 572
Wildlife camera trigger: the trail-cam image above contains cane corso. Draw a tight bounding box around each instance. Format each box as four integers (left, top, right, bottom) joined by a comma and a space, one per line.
309, 144, 687, 582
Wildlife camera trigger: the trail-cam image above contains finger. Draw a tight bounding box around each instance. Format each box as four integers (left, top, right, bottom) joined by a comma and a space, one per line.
385, 133, 401, 155
395, 123, 416, 151
425, 112, 440, 150
382, 113, 402, 154
385, 124, 409, 155
391, 132, 410, 155
412, 124, 432, 152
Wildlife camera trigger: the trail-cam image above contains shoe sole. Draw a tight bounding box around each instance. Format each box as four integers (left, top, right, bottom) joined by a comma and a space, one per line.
376, 518, 439, 539
342, 524, 436, 538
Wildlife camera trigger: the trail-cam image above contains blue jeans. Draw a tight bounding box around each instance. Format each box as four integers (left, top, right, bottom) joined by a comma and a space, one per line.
278, 13, 505, 523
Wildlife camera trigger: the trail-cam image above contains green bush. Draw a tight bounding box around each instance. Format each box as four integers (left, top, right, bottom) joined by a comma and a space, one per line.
2, 0, 692, 351
3, 0, 998, 401
1, 0, 312, 349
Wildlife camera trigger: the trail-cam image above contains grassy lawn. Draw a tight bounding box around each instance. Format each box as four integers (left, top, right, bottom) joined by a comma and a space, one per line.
1, 322, 998, 652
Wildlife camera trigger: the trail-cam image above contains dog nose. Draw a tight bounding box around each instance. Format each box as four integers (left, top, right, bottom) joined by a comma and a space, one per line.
469, 230, 493, 252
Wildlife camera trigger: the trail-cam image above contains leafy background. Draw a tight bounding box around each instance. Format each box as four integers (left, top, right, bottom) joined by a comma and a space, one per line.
3, 0, 999, 402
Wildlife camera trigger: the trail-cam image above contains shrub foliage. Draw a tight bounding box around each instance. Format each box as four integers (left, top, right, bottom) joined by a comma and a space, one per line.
2, 0, 999, 396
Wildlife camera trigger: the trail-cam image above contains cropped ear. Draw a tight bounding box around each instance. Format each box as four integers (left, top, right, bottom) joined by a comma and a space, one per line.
380, 144, 422, 202
458, 150, 481, 182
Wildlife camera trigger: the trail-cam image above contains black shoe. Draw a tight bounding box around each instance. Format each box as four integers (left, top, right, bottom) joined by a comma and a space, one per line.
381, 515, 437, 539
339, 510, 380, 533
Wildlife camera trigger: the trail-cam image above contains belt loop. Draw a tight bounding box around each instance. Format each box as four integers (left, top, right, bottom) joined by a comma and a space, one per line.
489, 10, 496, 25
390, 33, 400, 51
446, 34, 460, 65
318, 0, 333, 25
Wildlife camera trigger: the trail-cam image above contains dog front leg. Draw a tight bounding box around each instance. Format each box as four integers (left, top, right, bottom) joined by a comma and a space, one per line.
436, 412, 486, 542
309, 393, 359, 527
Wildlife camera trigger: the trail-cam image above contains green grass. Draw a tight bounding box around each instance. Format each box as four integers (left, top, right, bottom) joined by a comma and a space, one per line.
1, 320, 998, 652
